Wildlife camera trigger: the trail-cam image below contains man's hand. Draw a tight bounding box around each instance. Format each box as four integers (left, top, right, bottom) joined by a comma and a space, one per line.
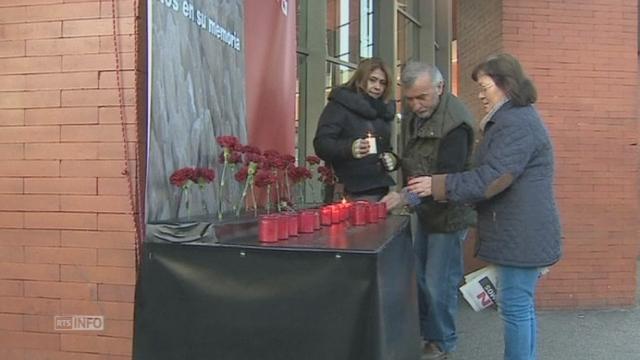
407, 176, 433, 197
381, 191, 405, 210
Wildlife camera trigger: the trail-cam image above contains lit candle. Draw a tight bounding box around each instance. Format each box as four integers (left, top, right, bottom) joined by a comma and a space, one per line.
340, 198, 348, 221
366, 132, 377, 155
331, 204, 341, 224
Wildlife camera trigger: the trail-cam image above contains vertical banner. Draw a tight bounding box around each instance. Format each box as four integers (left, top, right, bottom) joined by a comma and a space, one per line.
147, 0, 246, 222
245, 0, 296, 155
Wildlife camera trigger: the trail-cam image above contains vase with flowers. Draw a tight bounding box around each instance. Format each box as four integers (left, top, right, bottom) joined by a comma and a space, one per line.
193, 167, 215, 214
170, 167, 196, 220
216, 135, 240, 220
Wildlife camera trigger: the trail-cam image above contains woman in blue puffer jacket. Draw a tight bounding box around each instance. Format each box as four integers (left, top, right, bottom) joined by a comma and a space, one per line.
403, 53, 562, 360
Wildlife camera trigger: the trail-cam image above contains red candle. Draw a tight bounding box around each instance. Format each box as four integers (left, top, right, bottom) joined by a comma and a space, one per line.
299, 211, 315, 233
377, 201, 387, 219
259, 215, 279, 243
287, 212, 299, 237
340, 203, 348, 221
321, 206, 332, 226
277, 215, 289, 240
331, 204, 340, 224
353, 201, 367, 226
312, 209, 321, 230
367, 202, 379, 223
346, 202, 353, 222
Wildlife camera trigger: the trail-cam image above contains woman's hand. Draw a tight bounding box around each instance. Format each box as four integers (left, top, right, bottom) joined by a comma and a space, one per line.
351, 138, 371, 159
407, 176, 433, 197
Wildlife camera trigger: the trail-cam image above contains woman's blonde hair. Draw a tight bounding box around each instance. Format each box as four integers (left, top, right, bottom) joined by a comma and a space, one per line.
344, 57, 392, 101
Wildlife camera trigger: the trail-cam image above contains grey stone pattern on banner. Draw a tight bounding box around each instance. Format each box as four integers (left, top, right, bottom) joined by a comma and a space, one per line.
147, 0, 247, 222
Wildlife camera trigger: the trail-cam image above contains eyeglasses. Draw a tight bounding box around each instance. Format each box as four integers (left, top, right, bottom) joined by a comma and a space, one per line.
478, 83, 495, 93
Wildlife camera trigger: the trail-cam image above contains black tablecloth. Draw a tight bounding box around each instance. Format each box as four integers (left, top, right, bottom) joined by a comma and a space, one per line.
133, 215, 421, 360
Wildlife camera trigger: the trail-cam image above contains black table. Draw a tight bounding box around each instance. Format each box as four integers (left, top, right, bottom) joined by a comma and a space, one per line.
133, 215, 421, 360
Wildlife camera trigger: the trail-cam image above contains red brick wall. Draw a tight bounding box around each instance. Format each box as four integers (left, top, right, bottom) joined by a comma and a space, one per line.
0, 0, 140, 358
459, 0, 639, 308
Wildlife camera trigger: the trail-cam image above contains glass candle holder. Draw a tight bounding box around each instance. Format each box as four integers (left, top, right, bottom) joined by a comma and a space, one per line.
299, 211, 315, 233
277, 215, 289, 240
287, 212, 299, 237
321, 206, 332, 226
377, 201, 387, 219
353, 201, 368, 226
367, 202, 379, 223
331, 204, 340, 224
259, 215, 279, 243
312, 209, 321, 230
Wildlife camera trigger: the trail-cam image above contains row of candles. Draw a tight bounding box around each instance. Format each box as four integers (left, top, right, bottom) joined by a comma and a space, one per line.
259, 200, 387, 243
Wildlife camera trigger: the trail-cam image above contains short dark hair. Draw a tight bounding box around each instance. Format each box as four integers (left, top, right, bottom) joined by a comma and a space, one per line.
344, 57, 392, 101
471, 53, 537, 106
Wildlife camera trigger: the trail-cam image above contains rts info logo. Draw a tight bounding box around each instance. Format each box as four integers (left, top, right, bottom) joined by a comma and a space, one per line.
55, 315, 104, 331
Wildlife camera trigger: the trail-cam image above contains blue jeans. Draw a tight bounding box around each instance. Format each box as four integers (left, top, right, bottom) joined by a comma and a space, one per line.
413, 221, 466, 353
496, 265, 540, 360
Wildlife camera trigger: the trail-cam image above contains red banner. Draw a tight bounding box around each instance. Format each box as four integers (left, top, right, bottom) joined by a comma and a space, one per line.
245, 0, 296, 156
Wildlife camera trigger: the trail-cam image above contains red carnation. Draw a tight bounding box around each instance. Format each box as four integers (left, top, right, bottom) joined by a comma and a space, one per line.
216, 135, 240, 149
271, 156, 288, 170
306, 155, 321, 165
281, 154, 296, 166
234, 166, 249, 182
194, 167, 215, 183
263, 149, 281, 159
254, 169, 277, 188
288, 166, 312, 184
240, 145, 262, 155
244, 153, 264, 166
317, 166, 335, 185
170, 167, 196, 188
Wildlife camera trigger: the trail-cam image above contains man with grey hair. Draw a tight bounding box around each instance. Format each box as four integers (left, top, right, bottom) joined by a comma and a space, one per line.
382, 62, 476, 360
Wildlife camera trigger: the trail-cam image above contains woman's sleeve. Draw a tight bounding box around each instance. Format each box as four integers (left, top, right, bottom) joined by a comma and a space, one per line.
432, 117, 536, 204
313, 102, 356, 162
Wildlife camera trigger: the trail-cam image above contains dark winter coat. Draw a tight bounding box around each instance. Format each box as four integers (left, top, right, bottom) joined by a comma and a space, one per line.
313, 87, 396, 194
432, 101, 562, 267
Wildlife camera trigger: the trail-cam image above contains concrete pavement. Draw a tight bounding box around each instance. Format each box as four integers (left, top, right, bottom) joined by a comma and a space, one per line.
452, 262, 640, 359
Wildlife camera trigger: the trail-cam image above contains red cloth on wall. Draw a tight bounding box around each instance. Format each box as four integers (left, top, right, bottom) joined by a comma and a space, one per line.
245, 0, 296, 156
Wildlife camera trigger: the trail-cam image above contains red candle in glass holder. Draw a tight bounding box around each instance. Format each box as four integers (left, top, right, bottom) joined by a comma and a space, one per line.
277, 215, 289, 240
346, 202, 353, 222
367, 202, 379, 223
353, 201, 367, 226
340, 203, 348, 221
331, 204, 340, 224
259, 215, 279, 243
312, 209, 321, 230
377, 201, 387, 219
287, 212, 299, 237
321, 206, 332, 226
299, 211, 315, 233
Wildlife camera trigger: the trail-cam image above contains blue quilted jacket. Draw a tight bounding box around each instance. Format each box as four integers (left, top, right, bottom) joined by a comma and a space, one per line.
432, 101, 562, 267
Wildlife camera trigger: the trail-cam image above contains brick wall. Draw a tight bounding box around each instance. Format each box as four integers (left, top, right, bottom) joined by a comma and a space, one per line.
459, 0, 639, 308
0, 0, 140, 358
